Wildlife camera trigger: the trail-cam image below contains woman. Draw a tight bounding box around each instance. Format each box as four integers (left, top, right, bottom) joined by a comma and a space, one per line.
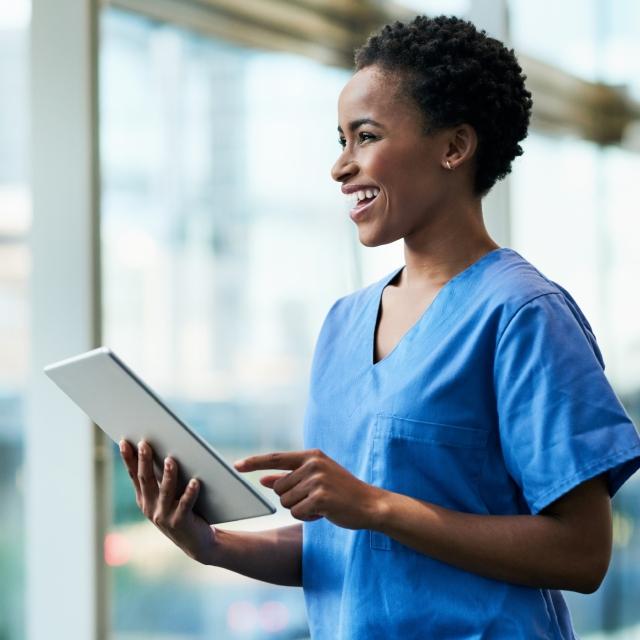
120, 15, 640, 638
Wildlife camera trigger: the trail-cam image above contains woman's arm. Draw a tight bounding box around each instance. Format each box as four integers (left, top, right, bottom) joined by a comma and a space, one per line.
208, 524, 302, 586
236, 450, 612, 593
120, 440, 302, 587
372, 473, 612, 593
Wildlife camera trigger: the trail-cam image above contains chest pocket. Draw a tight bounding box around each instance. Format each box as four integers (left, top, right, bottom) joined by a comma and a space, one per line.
369, 413, 489, 551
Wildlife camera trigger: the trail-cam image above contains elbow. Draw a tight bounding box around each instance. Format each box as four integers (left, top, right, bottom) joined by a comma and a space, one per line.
574, 575, 604, 595
571, 553, 611, 595
558, 530, 611, 594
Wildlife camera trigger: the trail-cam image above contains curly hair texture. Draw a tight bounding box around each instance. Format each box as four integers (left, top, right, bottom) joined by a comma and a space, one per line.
354, 15, 533, 197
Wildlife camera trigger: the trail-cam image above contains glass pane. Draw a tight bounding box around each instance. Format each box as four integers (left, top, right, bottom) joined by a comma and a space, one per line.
393, 0, 471, 16
509, 0, 640, 100
511, 131, 640, 638
0, 2, 30, 638
100, 9, 350, 639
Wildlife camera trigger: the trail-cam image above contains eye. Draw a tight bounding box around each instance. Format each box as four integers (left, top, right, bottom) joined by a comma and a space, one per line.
338, 132, 376, 149
358, 132, 376, 143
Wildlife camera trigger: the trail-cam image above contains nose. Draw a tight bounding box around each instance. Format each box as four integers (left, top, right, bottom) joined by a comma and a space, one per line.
331, 150, 358, 183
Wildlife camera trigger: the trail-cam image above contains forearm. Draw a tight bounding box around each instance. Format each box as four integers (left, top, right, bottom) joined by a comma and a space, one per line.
207, 524, 302, 587
374, 490, 606, 593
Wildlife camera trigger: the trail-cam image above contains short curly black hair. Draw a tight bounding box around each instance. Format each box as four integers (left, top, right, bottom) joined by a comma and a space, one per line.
354, 15, 533, 197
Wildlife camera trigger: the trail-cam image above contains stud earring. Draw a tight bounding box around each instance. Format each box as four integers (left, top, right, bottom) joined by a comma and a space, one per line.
445, 160, 453, 170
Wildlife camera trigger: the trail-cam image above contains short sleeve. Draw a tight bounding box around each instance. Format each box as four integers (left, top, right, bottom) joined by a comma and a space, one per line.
494, 292, 640, 515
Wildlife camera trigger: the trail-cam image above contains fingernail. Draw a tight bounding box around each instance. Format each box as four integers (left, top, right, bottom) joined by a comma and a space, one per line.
119, 440, 125, 453
164, 458, 171, 470
233, 459, 245, 468
189, 479, 198, 489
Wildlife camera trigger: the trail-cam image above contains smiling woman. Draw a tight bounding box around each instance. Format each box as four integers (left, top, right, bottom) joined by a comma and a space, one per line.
116, 13, 640, 640
288, 14, 639, 640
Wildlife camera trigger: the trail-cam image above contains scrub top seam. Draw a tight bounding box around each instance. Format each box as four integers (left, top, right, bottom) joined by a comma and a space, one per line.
494, 291, 564, 348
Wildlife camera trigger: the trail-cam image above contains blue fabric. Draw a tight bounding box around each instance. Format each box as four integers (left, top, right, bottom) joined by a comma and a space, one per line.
301, 247, 640, 639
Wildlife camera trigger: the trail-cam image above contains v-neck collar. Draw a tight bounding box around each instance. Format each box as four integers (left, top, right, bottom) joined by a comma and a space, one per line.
370, 247, 508, 367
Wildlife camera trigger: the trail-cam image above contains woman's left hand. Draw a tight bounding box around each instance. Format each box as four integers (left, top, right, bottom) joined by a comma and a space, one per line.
234, 449, 384, 529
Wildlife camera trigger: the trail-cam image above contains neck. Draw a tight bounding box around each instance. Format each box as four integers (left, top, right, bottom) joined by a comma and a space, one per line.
399, 200, 500, 291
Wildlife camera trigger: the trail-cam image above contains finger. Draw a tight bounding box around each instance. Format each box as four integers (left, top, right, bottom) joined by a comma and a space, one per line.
158, 457, 178, 514
278, 476, 316, 510
259, 472, 289, 489
271, 456, 323, 496
290, 495, 324, 522
137, 441, 159, 515
119, 440, 142, 504
174, 478, 200, 522
234, 449, 320, 472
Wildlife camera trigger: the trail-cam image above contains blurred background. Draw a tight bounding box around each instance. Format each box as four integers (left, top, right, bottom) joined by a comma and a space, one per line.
1, 0, 640, 638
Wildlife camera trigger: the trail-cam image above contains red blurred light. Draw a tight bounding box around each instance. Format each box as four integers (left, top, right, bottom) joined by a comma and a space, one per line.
104, 532, 132, 566
259, 600, 289, 633
227, 600, 257, 632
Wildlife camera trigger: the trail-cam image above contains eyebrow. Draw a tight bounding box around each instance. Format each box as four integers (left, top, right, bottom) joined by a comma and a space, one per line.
337, 118, 385, 133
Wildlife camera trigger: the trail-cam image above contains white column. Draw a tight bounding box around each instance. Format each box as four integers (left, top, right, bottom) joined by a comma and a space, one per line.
468, 0, 512, 247
26, 1, 106, 639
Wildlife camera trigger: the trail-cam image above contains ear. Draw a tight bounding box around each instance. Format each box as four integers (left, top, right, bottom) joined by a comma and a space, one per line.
442, 124, 477, 170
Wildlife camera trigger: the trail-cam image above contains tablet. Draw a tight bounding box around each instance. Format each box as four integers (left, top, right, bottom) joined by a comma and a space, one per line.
44, 346, 276, 525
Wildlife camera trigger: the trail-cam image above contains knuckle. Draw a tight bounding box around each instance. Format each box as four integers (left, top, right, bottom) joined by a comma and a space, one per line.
269, 452, 280, 465
310, 453, 326, 469
312, 448, 324, 458
152, 513, 164, 527
310, 472, 325, 487
312, 488, 328, 505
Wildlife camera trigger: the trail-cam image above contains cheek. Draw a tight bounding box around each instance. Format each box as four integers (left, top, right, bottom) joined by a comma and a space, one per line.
368, 146, 435, 192
381, 164, 438, 209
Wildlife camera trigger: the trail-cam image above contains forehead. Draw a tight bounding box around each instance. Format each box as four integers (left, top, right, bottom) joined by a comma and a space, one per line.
337, 66, 416, 126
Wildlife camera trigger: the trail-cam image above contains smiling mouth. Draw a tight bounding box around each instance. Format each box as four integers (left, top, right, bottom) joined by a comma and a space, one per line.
351, 193, 378, 213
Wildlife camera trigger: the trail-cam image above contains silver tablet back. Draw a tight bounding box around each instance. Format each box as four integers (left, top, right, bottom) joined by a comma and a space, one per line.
44, 346, 276, 525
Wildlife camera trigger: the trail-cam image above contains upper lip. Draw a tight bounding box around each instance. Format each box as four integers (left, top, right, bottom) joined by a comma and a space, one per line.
341, 183, 379, 194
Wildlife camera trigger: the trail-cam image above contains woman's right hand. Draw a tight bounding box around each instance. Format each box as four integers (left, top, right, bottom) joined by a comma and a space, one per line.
119, 439, 218, 565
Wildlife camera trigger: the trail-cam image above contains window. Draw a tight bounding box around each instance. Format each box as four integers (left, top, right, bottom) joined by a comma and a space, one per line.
509, 2, 640, 628
101, 9, 351, 638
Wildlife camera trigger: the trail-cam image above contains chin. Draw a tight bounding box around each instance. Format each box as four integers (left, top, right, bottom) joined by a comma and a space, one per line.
357, 226, 401, 248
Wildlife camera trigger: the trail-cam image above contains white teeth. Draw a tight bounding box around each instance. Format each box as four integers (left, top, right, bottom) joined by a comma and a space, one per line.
355, 188, 380, 201
347, 187, 380, 205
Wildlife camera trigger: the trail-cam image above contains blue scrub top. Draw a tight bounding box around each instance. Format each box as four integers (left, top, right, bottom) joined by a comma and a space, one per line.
301, 247, 640, 639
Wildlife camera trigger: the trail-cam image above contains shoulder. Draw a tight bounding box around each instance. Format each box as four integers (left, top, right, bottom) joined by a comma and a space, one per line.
482, 248, 564, 308
486, 248, 604, 367
482, 248, 583, 320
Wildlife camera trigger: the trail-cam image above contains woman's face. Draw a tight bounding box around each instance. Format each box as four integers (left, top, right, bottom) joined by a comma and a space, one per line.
331, 65, 457, 247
